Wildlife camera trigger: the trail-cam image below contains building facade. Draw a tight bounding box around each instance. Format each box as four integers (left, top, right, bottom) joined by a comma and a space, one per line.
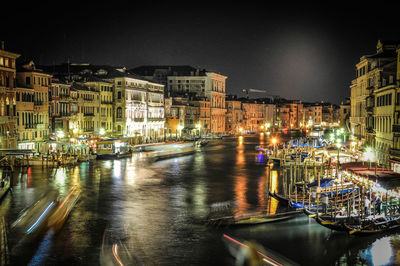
16, 61, 51, 152
0, 48, 19, 149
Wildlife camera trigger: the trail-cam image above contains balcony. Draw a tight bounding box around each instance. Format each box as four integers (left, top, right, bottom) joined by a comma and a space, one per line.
390, 148, 400, 158
393, 125, 400, 133
366, 127, 375, 134
147, 117, 164, 122
133, 118, 144, 122
101, 100, 113, 104
34, 101, 43, 106
84, 128, 94, 132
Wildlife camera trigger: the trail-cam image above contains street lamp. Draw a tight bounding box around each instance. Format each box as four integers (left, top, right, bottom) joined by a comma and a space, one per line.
272, 137, 277, 156
99, 128, 105, 136
57, 130, 65, 139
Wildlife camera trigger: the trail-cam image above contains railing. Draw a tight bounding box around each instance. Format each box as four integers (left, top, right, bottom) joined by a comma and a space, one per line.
147, 117, 164, 122
34, 101, 43, 106
101, 100, 113, 104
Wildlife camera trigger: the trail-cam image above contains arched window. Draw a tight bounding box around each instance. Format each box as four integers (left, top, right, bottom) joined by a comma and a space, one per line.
117, 107, 122, 118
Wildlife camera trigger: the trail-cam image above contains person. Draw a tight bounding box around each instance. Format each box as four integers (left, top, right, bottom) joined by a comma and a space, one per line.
312, 190, 317, 206
364, 196, 371, 217
375, 194, 382, 215
322, 194, 329, 214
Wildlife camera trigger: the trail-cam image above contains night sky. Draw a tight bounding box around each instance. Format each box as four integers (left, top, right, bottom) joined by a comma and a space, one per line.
2, 2, 400, 104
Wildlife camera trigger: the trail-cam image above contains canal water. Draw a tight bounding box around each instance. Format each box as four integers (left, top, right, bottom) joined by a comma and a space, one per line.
1, 135, 398, 265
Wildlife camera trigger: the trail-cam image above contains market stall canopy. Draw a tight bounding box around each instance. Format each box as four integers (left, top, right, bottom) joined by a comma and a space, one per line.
341, 162, 400, 181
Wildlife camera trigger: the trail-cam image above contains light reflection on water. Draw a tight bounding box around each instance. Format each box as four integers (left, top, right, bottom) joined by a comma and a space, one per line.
1, 136, 399, 265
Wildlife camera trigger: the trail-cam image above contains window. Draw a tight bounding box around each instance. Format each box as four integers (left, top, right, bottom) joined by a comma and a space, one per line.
26, 77, 31, 85
117, 107, 122, 118
117, 91, 122, 99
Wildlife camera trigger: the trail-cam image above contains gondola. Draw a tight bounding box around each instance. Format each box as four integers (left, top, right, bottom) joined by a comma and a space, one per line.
270, 186, 359, 210
344, 216, 400, 236
206, 210, 304, 227
314, 216, 351, 232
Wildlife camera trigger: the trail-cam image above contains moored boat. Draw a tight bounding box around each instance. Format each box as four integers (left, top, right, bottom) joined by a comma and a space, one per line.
47, 186, 81, 233
207, 210, 304, 227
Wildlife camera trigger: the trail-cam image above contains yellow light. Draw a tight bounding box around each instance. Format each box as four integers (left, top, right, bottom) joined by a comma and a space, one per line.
177, 125, 183, 131
195, 124, 201, 129
260, 125, 264, 129
272, 138, 277, 144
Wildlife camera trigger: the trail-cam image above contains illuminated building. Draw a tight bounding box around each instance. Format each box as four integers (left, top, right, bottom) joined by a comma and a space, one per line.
131, 65, 226, 134
303, 104, 322, 126
225, 96, 243, 134
339, 98, 350, 127
16, 61, 51, 152
276, 100, 303, 129
0, 47, 19, 149
112, 76, 164, 141
15, 86, 34, 149
50, 80, 72, 135
84, 79, 114, 135
73, 82, 99, 137
241, 99, 265, 133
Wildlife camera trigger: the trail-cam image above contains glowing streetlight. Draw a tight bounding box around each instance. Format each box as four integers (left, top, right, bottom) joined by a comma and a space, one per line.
365, 147, 374, 169
99, 128, 105, 135
272, 137, 277, 155
57, 130, 65, 139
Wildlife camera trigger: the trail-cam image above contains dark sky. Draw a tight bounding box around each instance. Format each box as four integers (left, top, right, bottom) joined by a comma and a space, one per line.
2, 2, 400, 104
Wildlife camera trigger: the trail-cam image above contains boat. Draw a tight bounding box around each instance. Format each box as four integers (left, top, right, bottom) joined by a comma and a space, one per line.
344, 216, 400, 236
198, 140, 209, 147
96, 139, 132, 159
135, 141, 194, 152
0, 168, 11, 201
11, 189, 59, 237
222, 234, 299, 266
27, 157, 58, 167
100, 228, 144, 266
269, 184, 359, 209
47, 186, 81, 233
206, 210, 304, 227
151, 144, 196, 161
77, 154, 97, 162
